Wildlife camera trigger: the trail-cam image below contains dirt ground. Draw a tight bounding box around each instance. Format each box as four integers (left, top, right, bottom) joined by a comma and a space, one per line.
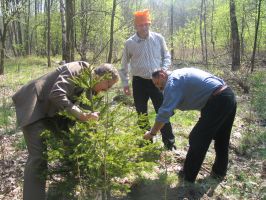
0, 81, 265, 199
1, 127, 265, 200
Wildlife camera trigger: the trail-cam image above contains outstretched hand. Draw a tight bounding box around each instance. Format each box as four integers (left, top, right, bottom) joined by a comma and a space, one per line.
79, 112, 100, 122
143, 131, 154, 140
123, 86, 131, 96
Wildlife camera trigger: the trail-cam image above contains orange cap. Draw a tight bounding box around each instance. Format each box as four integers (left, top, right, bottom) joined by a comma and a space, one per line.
134, 9, 151, 25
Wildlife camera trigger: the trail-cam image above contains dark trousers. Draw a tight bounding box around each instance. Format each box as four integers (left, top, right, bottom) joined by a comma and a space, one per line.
23, 119, 48, 200
22, 116, 74, 200
183, 87, 237, 182
132, 76, 175, 148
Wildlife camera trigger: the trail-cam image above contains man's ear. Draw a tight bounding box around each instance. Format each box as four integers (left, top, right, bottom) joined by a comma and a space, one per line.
159, 70, 167, 79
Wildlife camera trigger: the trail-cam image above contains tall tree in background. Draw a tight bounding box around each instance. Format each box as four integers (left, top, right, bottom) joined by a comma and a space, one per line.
60, 0, 67, 62
170, 0, 174, 61
47, 0, 51, 67
24, 0, 31, 55
0, 0, 23, 74
76, 0, 90, 61
240, 4, 247, 61
9, 0, 23, 57
65, 0, 75, 62
210, 0, 215, 57
0, 0, 265, 70
34, 0, 39, 52
199, 0, 205, 64
203, 0, 208, 66
250, 0, 262, 72
107, 0, 116, 63
229, 0, 240, 71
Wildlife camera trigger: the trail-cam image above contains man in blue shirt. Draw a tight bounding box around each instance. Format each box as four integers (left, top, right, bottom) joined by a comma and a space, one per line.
144, 68, 237, 183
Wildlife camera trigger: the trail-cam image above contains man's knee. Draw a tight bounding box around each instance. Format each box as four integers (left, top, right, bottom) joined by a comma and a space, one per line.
26, 156, 47, 175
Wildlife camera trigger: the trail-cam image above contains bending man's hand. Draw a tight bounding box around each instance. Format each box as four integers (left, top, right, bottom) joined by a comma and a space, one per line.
123, 86, 131, 96
143, 131, 154, 140
143, 121, 165, 140
79, 112, 100, 122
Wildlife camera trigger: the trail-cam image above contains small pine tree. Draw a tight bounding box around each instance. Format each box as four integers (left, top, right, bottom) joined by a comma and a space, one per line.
43, 66, 162, 199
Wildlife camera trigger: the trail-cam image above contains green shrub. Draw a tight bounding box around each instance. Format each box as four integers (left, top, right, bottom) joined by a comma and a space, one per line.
250, 71, 266, 120
42, 67, 162, 199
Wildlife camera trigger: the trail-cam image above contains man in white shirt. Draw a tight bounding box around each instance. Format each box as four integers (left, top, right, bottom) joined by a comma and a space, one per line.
120, 9, 175, 150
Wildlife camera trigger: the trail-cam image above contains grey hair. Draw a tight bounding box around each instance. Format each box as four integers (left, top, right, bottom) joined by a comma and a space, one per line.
94, 63, 119, 81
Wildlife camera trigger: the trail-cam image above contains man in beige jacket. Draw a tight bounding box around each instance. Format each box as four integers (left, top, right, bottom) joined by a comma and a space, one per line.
12, 61, 119, 200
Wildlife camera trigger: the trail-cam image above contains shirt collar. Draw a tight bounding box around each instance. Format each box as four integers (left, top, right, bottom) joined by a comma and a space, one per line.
133, 32, 150, 42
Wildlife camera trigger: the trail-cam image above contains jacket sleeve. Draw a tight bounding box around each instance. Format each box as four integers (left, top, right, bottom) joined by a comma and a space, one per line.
48, 64, 83, 118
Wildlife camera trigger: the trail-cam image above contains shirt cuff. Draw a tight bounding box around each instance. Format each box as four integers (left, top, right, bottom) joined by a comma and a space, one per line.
162, 65, 169, 71
122, 79, 129, 87
156, 114, 170, 124
67, 105, 82, 119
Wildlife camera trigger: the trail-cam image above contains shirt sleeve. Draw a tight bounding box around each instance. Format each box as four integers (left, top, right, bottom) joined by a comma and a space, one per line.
156, 79, 182, 123
160, 35, 171, 70
120, 42, 131, 87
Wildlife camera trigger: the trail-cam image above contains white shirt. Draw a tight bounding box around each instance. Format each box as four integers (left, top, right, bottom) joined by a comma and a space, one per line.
120, 31, 171, 86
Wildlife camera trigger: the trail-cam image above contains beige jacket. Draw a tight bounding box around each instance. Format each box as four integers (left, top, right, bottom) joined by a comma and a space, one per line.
12, 61, 89, 128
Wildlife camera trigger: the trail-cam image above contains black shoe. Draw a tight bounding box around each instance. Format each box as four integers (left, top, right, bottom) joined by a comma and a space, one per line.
178, 169, 185, 178
178, 169, 195, 183
165, 144, 177, 151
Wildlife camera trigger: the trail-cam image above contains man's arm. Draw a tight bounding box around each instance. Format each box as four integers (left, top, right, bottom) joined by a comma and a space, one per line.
120, 42, 131, 95
160, 35, 171, 70
68, 105, 99, 121
144, 121, 165, 140
144, 81, 182, 140
49, 64, 99, 121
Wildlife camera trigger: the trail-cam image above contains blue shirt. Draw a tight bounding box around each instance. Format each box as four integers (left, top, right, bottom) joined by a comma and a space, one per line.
156, 68, 225, 123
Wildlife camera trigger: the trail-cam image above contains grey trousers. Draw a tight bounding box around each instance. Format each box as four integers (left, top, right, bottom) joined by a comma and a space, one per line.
22, 119, 48, 200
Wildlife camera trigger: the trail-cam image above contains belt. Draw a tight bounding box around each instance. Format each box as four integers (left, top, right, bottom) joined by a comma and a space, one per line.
212, 85, 228, 96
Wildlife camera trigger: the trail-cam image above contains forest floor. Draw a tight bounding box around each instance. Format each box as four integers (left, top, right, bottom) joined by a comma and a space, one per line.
1, 105, 265, 200
0, 58, 265, 200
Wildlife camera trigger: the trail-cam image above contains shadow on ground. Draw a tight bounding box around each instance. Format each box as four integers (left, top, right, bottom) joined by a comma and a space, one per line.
114, 176, 224, 200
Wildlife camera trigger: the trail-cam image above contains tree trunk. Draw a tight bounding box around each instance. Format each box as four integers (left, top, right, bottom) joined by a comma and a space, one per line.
16, 0, 23, 55
203, 0, 208, 67
35, 0, 38, 54
250, 0, 262, 72
170, 0, 174, 61
0, 0, 8, 75
59, 0, 67, 62
229, 0, 240, 71
210, 0, 215, 57
65, 0, 75, 62
8, 27, 17, 56
24, 0, 31, 55
0, 23, 8, 75
16, 20, 23, 55
240, 4, 246, 61
47, 0, 51, 67
199, 0, 205, 63
191, 22, 197, 60
76, 0, 91, 61
107, 0, 116, 63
